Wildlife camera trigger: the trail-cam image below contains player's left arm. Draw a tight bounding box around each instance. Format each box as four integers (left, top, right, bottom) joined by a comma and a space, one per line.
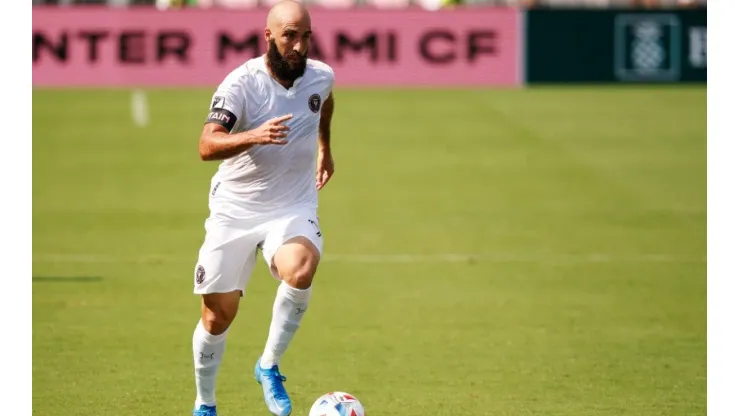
316, 91, 335, 191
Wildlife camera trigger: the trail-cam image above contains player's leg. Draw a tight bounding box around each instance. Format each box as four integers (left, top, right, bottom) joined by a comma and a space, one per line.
192, 291, 240, 416
261, 235, 320, 366
254, 211, 323, 416
192, 217, 259, 416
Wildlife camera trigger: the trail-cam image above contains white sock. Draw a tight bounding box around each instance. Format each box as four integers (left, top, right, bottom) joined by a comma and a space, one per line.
260, 281, 312, 368
193, 320, 228, 407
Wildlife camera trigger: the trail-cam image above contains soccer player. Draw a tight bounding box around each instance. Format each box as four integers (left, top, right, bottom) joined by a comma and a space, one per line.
190, 1, 335, 415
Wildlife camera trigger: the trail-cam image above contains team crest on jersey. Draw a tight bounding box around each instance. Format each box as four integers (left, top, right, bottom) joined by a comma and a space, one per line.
195, 265, 206, 284
308, 93, 321, 113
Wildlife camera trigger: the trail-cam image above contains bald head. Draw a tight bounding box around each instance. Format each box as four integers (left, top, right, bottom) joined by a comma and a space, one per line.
266, 0, 311, 33
264, 0, 312, 85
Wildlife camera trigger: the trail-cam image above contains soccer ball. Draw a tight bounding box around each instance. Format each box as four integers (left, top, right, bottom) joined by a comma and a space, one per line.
308, 391, 365, 416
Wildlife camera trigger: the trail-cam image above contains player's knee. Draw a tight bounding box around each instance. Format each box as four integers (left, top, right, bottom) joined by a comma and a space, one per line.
279, 254, 318, 289
201, 308, 235, 335
274, 237, 320, 289
201, 296, 239, 335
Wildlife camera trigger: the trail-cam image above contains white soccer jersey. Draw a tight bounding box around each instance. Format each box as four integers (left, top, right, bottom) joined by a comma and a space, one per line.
205, 56, 334, 213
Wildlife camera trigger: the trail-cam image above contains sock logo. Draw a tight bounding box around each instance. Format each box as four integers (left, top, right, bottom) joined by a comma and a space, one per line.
200, 352, 215, 360
295, 307, 307, 315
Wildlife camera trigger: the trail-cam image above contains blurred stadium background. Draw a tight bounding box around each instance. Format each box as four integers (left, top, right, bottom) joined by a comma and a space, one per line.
31, 0, 707, 9
32, 0, 706, 415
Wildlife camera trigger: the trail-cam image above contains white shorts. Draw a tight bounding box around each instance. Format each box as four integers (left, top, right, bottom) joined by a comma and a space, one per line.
192, 194, 323, 295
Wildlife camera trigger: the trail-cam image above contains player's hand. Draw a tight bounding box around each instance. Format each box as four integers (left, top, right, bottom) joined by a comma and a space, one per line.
250, 114, 293, 145
316, 149, 334, 191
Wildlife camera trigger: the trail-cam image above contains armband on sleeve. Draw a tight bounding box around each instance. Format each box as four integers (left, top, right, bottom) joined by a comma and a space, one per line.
205, 108, 237, 131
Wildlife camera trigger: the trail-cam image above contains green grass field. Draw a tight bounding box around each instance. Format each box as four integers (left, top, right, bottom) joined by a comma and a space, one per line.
33, 86, 707, 416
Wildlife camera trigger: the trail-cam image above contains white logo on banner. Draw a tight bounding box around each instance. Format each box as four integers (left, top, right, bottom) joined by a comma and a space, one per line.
614, 14, 681, 82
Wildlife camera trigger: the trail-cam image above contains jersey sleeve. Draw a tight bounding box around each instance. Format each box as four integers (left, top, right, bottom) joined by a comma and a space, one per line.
324, 66, 335, 99
309, 60, 335, 100
204, 71, 247, 133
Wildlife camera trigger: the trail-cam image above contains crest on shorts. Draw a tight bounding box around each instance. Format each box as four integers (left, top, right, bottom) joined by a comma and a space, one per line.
308, 93, 321, 113
195, 265, 206, 284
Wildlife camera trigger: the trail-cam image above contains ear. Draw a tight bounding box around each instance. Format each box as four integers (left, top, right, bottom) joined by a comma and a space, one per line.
264, 27, 272, 43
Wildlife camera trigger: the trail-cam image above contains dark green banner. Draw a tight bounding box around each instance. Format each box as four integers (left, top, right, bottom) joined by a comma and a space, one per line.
525, 8, 706, 84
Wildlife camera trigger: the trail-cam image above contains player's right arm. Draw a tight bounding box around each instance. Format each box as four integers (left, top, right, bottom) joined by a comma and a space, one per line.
198, 71, 293, 161
198, 114, 293, 161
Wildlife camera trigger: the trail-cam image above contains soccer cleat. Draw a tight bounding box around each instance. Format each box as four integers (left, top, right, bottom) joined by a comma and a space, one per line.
254, 359, 293, 416
192, 404, 217, 416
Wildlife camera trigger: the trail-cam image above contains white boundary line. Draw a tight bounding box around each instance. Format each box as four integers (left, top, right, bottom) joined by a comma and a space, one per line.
32, 253, 706, 264
130, 89, 149, 128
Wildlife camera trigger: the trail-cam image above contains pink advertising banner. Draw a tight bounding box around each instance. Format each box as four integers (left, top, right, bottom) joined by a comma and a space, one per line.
32, 7, 521, 87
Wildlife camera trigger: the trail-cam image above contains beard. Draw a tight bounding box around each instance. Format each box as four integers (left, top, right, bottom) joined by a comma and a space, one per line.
266, 38, 308, 83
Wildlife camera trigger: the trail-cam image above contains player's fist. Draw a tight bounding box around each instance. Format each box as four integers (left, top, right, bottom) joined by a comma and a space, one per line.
250, 114, 293, 145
